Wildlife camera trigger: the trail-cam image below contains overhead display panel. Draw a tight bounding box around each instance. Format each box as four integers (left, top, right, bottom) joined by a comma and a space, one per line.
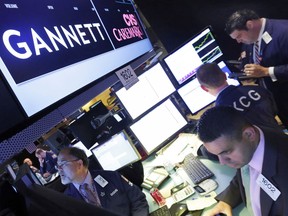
0, 0, 152, 117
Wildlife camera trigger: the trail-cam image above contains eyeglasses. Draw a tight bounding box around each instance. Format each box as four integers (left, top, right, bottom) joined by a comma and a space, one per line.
56, 159, 79, 170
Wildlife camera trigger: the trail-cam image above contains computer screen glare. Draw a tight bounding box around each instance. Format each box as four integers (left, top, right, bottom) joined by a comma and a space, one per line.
116, 63, 176, 119
90, 130, 141, 171
129, 99, 187, 154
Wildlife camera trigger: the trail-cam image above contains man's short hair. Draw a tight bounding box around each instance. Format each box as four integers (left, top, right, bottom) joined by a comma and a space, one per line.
60, 147, 89, 168
225, 9, 260, 34
197, 106, 251, 143
35, 148, 44, 156
196, 63, 226, 88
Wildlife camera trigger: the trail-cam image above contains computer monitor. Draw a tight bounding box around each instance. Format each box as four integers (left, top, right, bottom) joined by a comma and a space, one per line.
69, 101, 126, 149
72, 141, 93, 158
90, 130, 141, 171
177, 61, 240, 114
163, 26, 223, 85
129, 98, 187, 154
115, 63, 176, 119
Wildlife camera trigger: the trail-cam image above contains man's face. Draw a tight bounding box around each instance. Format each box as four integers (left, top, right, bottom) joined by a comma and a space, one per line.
57, 152, 81, 185
203, 133, 255, 169
230, 29, 257, 44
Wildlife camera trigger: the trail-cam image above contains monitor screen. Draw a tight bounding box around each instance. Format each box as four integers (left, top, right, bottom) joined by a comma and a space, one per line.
163, 26, 223, 85
0, 0, 152, 117
90, 130, 141, 171
129, 98, 187, 154
177, 61, 240, 114
115, 63, 176, 119
72, 141, 93, 158
69, 100, 127, 149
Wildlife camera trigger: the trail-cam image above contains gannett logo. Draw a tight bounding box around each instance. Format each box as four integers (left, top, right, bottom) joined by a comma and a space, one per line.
2, 23, 105, 59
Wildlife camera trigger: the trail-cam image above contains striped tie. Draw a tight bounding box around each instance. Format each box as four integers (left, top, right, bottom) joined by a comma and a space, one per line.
79, 183, 101, 207
254, 41, 261, 64
254, 41, 266, 88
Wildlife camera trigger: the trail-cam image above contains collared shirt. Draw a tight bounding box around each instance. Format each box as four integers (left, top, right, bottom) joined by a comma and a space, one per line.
215, 85, 229, 98
73, 171, 95, 194
248, 126, 265, 216
259, 18, 277, 81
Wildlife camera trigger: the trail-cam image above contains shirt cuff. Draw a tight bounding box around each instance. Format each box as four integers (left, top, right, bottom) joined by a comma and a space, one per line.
268, 67, 277, 82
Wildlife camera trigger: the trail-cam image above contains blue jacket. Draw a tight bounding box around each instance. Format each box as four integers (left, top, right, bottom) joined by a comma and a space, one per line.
241, 18, 288, 127
64, 170, 149, 216
40, 151, 58, 175
216, 85, 282, 131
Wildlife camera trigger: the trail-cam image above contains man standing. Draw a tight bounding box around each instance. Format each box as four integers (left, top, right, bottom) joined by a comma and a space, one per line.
225, 9, 288, 128
197, 106, 288, 216
57, 147, 149, 216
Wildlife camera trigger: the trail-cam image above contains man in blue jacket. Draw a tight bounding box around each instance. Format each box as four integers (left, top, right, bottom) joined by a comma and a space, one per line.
225, 9, 288, 129
196, 62, 282, 132
57, 147, 149, 216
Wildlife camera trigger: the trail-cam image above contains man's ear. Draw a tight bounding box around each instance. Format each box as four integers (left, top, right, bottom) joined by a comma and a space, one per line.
200, 85, 209, 92
242, 126, 256, 141
246, 20, 254, 30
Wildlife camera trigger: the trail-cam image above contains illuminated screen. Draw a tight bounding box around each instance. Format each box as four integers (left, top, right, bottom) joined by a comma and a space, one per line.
73, 141, 93, 158
163, 26, 223, 85
177, 61, 240, 114
129, 99, 187, 154
115, 63, 176, 119
90, 130, 141, 171
0, 0, 152, 117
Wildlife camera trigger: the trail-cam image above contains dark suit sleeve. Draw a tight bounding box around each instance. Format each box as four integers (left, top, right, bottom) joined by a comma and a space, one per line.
215, 170, 244, 208
118, 174, 149, 216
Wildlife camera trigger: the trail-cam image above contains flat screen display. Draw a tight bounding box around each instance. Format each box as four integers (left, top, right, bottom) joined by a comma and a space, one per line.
163, 26, 223, 85
129, 99, 187, 154
72, 141, 93, 158
90, 130, 141, 171
0, 0, 152, 117
177, 61, 240, 114
69, 100, 127, 149
115, 63, 176, 119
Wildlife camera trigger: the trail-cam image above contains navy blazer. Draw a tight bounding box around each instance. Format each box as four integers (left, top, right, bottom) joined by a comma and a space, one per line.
64, 170, 149, 216
216, 85, 281, 131
241, 18, 288, 127
216, 128, 288, 216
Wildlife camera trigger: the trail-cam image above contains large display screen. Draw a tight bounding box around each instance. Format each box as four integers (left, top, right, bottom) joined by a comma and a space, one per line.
177, 61, 240, 114
90, 130, 141, 171
163, 26, 223, 85
0, 0, 152, 117
129, 99, 187, 154
115, 63, 176, 119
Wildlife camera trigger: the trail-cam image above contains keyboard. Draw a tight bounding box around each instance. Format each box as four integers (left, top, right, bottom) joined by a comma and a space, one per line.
149, 205, 171, 216
182, 153, 214, 184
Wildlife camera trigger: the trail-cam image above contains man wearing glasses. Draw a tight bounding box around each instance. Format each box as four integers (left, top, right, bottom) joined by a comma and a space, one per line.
57, 147, 149, 216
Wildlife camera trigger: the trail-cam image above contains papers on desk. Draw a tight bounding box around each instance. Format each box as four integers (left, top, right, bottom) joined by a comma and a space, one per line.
186, 191, 217, 211
157, 133, 203, 164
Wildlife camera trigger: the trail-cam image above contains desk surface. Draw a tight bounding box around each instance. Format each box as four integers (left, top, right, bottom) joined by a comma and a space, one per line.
142, 153, 248, 215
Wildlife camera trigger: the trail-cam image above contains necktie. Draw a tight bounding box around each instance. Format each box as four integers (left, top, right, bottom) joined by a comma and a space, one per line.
79, 183, 101, 207
254, 41, 267, 88
254, 41, 261, 64
241, 165, 254, 215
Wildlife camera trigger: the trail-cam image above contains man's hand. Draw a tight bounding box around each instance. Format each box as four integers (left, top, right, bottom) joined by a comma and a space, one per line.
244, 64, 269, 77
203, 201, 232, 216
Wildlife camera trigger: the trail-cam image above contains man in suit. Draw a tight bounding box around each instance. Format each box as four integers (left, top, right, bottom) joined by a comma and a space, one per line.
57, 147, 149, 216
196, 62, 282, 132
35, 148, 58, 178
197, 106, 288, 216
225, 9, 288, 129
